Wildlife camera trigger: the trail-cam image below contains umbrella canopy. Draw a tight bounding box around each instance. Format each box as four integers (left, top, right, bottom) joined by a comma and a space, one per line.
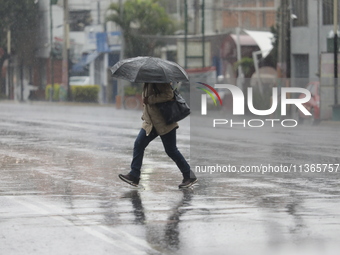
110, 56, 189, 83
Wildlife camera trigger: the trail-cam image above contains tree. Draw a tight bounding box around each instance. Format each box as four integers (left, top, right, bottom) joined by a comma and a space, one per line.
0, 0, 39, 95
106, 0, 176, 57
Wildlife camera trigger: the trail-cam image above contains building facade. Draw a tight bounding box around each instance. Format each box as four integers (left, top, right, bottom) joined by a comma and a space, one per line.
290, 0, 340, 119
19, 0, 280, 102
290, 0, 331, 79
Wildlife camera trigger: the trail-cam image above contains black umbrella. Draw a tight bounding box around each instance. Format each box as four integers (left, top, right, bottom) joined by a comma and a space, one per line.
110, 56, 189, 83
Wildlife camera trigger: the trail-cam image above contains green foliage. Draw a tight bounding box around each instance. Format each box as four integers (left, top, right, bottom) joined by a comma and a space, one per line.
71, 85, 100, 102
234, 57, 254, 78
45, 84, 61, 101
124, 85, 143, 96
45, 84, 99, 103
106, 0, 176, 57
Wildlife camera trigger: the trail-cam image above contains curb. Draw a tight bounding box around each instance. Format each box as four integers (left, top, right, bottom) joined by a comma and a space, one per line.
319, 120, 340, 126
0, 100, 117, 108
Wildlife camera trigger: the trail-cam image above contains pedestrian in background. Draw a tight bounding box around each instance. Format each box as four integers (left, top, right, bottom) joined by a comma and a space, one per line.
119, 82, 197, 188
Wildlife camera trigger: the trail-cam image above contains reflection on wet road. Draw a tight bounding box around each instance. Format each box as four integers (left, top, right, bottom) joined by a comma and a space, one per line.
0, 102, 339, 255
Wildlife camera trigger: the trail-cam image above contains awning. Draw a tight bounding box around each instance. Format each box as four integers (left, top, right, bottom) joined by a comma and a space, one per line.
72, 51, 101, 72
244, 30, 274, 58
72, 54, 87, 72
85, 51, 101, 65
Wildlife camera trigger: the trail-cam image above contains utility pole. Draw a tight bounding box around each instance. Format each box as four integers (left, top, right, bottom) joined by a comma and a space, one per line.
236, 27, 243, 88
50, 0, 55, 101
97, 1, 101, 25
194, 0, 200, 34
119, 0, 124, 60
116, 0, 125, 108
277, 1, 283, 78
334, 0, 338, 105
6, 29, 11, 99
62, 0, 71, 101
277, 0, 289, 78
184, 0, 188, 69
20, 60, 23, 101
201, 0, 205, 68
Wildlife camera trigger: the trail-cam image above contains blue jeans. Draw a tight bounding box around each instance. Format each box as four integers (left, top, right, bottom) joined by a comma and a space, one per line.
129, 128, 193, 179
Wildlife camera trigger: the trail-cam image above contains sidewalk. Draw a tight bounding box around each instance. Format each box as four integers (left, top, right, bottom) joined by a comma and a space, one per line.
0, 99, 117, 108
2, 100, 340, 127
319, 120, 340, 127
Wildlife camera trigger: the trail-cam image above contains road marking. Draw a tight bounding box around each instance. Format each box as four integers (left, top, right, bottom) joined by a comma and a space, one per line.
6, 195, 157, 255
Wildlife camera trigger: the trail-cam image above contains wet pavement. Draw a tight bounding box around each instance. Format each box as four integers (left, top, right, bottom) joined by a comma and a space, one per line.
0, 101, 340, 255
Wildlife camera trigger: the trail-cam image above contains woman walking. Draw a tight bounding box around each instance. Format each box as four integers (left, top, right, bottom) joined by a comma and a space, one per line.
119, 83, 197, 188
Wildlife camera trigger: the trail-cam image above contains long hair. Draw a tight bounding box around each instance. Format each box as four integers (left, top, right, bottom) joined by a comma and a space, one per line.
143, 83, 161, 96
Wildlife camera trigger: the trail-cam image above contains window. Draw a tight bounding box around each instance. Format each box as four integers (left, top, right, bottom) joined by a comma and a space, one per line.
294, 54, 309, 78
292, 0, 308, 27
69, 10, 92, 32
323, 0, 340, 25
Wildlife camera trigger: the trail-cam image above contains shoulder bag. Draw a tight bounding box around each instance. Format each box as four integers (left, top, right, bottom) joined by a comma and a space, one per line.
156, 87, 191, 125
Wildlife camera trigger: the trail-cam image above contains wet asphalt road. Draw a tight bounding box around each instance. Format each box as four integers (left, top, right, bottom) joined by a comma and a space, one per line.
0, 101, 340, 255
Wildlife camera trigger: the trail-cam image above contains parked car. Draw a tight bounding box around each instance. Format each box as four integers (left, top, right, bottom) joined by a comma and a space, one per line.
69, 76, 91, 86
297, 81, 320, 125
